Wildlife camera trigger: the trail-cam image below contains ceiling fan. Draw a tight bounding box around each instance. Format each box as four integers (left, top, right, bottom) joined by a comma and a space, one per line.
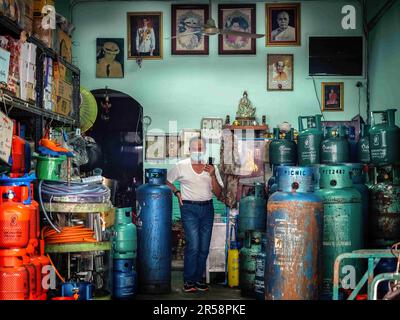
169, 0, 265, 40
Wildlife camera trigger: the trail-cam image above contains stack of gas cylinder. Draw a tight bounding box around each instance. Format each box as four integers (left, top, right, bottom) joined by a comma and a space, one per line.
112, 207, 137, 300
235, 110, 400, 300
237, 184, 266, 297
0, 174, 50, 300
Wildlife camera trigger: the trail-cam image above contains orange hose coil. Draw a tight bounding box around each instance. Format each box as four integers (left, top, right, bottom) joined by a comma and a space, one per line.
42, 226, 98, 244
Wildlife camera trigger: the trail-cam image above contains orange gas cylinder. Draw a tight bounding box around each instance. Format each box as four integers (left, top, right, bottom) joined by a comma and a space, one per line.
37, 255, 51, 300
0, 175, 38, 251
30, 257, 43, 299
0, 256, 29, 300
25, 263, 38, 300
0, 193, 31, 249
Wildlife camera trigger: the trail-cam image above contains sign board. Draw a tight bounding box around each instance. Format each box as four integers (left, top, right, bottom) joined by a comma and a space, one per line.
0, 111, 13, 165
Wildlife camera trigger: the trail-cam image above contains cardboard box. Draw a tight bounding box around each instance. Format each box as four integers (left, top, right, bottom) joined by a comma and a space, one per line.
33, 0, 54, 16
0, 48, 10, 84
20, 80, 35, 102
57, 29, 72, 63
55, 79, 72, 101
55, 97, 71, 116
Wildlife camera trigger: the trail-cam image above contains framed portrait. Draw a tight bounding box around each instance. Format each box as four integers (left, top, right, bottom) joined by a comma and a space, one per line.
218, 4, 257, 55
267, 54, 294, 91
145, 134, 166, 160
179, 129, 201, 158
171, 4, 209, 55
265, 3, 301, 46
127, 12, 163, 60
166, 134, 180, 159
322, 82, 344, 112
96, 38, 124, 78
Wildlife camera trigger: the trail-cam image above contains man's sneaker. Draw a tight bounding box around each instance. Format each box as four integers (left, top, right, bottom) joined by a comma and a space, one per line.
183, 282, 197, 293
195, 282, 209, 292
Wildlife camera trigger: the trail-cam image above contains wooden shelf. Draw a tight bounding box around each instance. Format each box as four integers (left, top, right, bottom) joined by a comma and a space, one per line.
43, 202, 112, 214
223, 124, 269, 131
45, 241, 112, 253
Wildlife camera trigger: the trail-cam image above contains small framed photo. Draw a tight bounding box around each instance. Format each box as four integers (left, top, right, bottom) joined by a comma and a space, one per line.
266, 3, 301, 46
322, 82, 344, 112
145, 134, 166, 160
180, 129, 201, 158
166, 134, 180, 159
267, 54, 294, 91
96, 38, 124, 78
171, 4, 209, 55
218, 4, 257, 55
127, 12, 163, 59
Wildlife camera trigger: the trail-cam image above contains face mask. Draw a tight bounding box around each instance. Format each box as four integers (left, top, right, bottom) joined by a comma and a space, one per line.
190, 152, 206, 163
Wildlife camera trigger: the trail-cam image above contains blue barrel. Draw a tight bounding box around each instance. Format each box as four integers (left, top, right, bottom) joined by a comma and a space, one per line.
136, 169, 172, 294
266, 166, 323, 300
113, 259, 137, 300
255, 233, 267, 300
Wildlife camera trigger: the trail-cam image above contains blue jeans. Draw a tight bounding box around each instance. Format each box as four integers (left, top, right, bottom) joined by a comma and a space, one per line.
181, 201, 214, 283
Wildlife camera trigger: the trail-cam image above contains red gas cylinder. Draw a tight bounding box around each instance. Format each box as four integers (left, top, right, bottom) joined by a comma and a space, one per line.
0, 256, 29, 300
0, 175, 39, 251
11, 135, 26, 175
37, 255, 51, 300
0, 192, 31, 249
25, 263, 38, 300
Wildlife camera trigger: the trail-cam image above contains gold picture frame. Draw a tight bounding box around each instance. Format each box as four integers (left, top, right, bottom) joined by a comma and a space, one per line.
322, 82, 344, 112
267, 54, 294, 91
127, 12, 163, 60
265, 3, 301, 47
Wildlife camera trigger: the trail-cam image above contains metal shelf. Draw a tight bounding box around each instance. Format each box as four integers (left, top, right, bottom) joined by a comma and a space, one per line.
45, 241, 112, 253
42, 201, 112, 214
0, 15, 80, 75
0, 92, 77, 126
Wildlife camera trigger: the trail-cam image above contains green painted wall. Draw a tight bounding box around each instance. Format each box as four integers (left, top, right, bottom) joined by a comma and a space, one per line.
55, 0, 71, 18
71, 0, 367, 134
368, 0, 400, 125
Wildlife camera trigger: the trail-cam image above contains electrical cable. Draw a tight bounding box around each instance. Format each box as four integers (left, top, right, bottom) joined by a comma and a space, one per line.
311, 76, 325, 121
42, 225, 97, 244
39, 180, 61, 233
46, 253, 66, 283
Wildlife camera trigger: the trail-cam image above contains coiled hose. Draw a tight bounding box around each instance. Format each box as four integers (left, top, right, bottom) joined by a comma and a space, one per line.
38, 180, 110, 233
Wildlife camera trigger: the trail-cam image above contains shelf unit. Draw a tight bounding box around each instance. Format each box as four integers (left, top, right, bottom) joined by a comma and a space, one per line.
0, 15, 80, 146
45, 242, 111, 253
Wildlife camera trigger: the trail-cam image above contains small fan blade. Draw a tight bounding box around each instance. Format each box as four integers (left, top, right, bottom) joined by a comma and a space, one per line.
166, 31, 203, 40
220, 29, 265, 38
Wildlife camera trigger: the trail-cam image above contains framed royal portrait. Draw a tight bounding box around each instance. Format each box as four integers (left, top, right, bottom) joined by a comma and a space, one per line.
96, 38, 124, 78
267, 54, 294, 91
179, 129, 201, 158
166, 134, 180, 159
322, 82, 344, 112
218, 4, 257, 55
145, 134, 166, 160
171, 4, 209, 55
266, 3, 301, 46
127, 12, 163, 60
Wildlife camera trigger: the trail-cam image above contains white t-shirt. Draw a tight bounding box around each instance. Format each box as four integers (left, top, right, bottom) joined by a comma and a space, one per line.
167, 158, 224, 202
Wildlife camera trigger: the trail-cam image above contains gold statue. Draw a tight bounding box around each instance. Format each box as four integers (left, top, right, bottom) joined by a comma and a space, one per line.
236, 91, 256, 119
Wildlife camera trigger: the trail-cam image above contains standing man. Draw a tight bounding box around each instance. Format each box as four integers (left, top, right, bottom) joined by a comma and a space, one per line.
167, 137, 223, 293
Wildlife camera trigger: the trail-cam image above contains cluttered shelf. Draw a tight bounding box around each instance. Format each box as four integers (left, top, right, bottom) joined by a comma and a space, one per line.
0, 15, 80, 75
0, 90, 77, 126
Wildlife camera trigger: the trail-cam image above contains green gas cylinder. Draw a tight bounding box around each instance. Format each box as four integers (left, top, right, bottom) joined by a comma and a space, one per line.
298, 115, 324, 166
321, 126, 350, 165
269, 128, 297, 167
369, 109, 400, 166
113, 207, 137, 260
357, 124, 371, 164
315, 166, 363, 300
238, 184, 266, 239
239, 231, 262, 297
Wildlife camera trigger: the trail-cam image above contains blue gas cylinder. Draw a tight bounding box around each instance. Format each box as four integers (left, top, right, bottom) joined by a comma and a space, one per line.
113, 259, 137, 300
136, 169, 172, 294
266, 166, 323, 300
254, 233, 267, 300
